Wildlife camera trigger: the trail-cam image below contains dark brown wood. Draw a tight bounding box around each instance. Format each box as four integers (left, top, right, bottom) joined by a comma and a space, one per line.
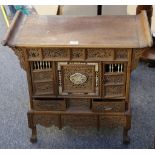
3, 11, 152, 144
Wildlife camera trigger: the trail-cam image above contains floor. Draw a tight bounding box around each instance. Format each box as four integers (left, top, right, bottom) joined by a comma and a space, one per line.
0, 9, 155, 149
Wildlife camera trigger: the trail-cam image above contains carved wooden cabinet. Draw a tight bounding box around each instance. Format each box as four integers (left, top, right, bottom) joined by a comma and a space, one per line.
2, 11, 152, 144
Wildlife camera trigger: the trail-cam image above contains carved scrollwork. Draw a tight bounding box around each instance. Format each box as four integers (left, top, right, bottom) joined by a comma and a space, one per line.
87, 48, 114, 60
72, 49, 85, 60
43, 48, 70, 60
115, 49, 128, 60
12, 47, 27, 70
28, 48, 42, 60
132, 48, 147, 70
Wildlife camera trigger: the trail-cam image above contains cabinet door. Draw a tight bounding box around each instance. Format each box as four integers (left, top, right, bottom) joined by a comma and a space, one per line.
31, 61, 55, 96
102, 62, 127, 98
57, 62, 100, 97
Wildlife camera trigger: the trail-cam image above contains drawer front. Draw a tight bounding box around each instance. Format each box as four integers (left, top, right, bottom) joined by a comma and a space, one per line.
92, 99, 125, 112
33, 114, 59, 127
104, 74, 125, 85
33, 81, 54, 95
62, 115, 97, 127
33, 71, 53, 81
33, 99, 66, 111
104, 85, 125, 98
100, 115, 126, 128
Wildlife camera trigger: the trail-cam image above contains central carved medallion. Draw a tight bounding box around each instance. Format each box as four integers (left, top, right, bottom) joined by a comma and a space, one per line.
69, 73, 87, 85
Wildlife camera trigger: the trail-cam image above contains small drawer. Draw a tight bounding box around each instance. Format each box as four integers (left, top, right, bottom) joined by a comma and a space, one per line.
62, 114, 97, 127
100, 115, 126, 128
92, 99, 125, 112
104, 85, 125, 98
33, 81, 54, 95
33, 99, 66, 111
32, 70, 53, 82
104, 74, 125, 85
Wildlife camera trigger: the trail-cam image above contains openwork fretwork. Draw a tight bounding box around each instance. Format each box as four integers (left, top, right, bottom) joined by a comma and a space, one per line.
32, 61, 52, 70
105, 63, 125, 73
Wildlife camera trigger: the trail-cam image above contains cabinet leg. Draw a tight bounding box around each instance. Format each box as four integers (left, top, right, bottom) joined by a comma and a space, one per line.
30, 126, 37, 143
123, 128, 130, 144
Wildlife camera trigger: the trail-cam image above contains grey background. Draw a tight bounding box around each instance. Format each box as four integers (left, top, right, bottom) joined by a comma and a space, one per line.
0, 9, 155, 149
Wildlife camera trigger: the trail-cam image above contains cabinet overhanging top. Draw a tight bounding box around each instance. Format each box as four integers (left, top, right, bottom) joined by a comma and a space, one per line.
2, 11, 153, 48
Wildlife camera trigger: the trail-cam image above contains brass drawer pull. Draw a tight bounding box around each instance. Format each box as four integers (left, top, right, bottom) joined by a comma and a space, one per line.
96, 106, 113, 111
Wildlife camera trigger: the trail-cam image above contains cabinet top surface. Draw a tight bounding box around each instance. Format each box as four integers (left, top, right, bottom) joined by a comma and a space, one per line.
3, 11, 152, 48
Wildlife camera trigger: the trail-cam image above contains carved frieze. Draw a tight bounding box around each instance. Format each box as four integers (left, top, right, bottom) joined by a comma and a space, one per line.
27, 48, 42, 60
132, 48, 147, 70
71, 48, 85, 60
87, 48, 114, 60
43, 48, 70, 60
115, 49, 128, 60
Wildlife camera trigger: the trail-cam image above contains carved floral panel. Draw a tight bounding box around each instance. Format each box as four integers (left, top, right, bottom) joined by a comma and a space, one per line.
132, 48, 147, 70
43, 48, 70, 60
115, 49, 128, 60
87, 48, 114, 60
27, 48, 42, 60
71, 48, 85, 60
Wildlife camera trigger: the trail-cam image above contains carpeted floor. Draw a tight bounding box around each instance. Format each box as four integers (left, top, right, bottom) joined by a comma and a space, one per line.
0, 10, 155, 149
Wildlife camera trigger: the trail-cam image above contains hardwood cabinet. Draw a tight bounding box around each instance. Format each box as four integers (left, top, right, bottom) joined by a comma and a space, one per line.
2, 10, 152, 144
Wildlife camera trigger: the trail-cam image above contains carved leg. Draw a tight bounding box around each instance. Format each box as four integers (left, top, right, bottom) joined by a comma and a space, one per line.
27, 112, 37, 143
123, 127, 130, 144
123, 114, 131, 144
30, 126, 37, 143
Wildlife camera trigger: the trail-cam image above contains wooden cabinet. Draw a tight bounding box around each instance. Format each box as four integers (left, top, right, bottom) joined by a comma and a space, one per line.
3, 10, 152, 144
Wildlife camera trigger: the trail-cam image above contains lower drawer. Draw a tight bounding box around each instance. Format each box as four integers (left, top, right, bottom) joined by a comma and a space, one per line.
33, 114, 60, 127
100, 115, 126, 128
61, 114, 97, 127
33, 99, 66, 111
92, 99, 125, 112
